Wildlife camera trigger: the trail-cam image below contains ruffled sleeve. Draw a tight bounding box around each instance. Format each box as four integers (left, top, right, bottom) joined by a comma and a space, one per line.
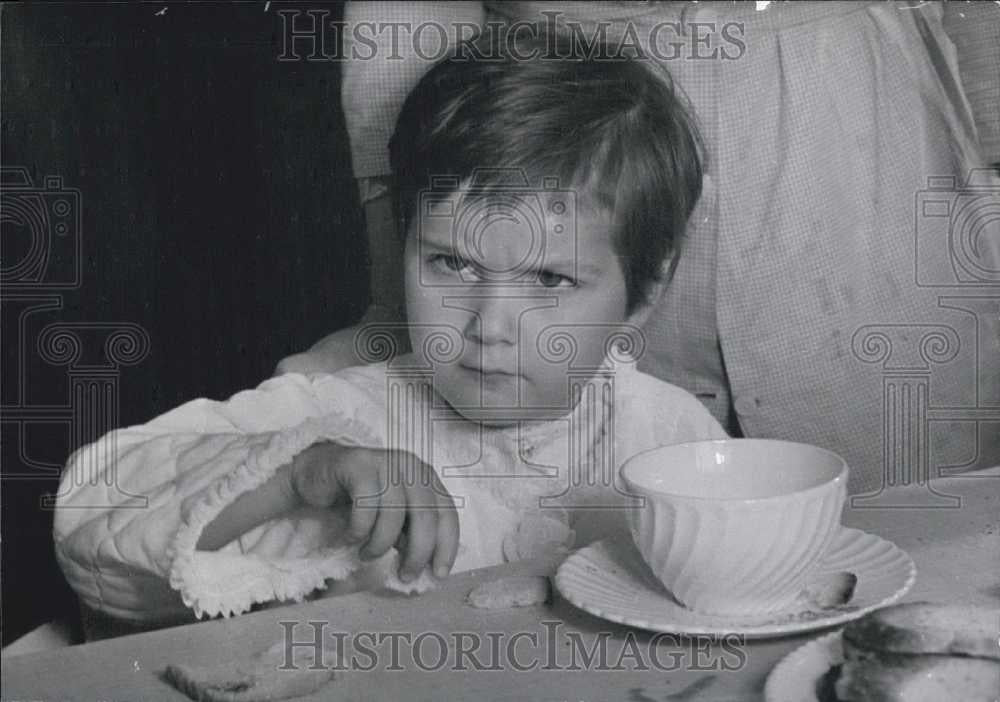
53, 368, 435, 623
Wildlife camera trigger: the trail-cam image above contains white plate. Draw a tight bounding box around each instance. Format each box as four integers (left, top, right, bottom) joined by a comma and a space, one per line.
765, 631, 842, 702
554, 528, 915, 638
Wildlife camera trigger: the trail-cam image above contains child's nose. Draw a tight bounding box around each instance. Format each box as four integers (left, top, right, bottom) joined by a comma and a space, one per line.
462, 289, 521, 347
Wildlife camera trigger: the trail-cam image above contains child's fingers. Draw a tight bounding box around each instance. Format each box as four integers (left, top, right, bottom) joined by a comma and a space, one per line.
398, 498, 438, 582
431, 493, 460, 579
397, 460, 454, 580
394, 530, 408, 555
290, 444, 345, 507
345, 482, 380, 544
360, 480, 406, 560
337, 453, 383, 542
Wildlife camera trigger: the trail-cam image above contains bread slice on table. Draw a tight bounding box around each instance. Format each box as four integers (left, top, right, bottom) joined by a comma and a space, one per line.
164, 639, 336, 702
835, 602, 1000, 702
466, 576, 552, 609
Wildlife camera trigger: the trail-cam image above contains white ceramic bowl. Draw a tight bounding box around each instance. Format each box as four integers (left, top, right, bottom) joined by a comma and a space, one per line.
620, 439, 847, 616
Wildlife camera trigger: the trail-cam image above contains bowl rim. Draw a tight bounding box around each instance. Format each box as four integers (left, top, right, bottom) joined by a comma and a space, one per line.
619, 438, 849, 503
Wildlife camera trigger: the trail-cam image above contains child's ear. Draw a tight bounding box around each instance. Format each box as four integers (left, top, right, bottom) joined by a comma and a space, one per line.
625, 272, 669, 330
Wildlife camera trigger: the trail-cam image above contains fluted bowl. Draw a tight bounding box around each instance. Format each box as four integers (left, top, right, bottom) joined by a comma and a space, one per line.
620, 439, 847, 616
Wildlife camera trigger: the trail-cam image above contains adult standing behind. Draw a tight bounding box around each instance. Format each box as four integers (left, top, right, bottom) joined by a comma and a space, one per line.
278, 1, 1000, 496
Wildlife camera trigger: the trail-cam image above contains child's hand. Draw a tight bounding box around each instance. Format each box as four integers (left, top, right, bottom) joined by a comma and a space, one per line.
287, 442, 459, 582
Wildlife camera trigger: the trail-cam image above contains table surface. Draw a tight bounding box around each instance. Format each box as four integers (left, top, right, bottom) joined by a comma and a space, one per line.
4, 469, 999, 702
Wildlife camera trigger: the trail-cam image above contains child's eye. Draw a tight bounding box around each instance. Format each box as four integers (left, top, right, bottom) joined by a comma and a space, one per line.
428, 254, 474, 275
537, 270, 575, 288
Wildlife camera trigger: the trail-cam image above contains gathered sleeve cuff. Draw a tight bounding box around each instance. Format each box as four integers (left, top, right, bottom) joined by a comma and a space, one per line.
54, 370, 437, 623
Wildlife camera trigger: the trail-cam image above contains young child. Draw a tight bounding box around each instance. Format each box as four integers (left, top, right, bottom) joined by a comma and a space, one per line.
54, 34, 726, 626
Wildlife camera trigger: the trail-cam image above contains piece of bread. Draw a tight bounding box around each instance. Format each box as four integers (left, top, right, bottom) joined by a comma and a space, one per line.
843, 601, 999, 660
502, 512, 575, 563
834, 602, 1000, 702
834, 650, 999, 702
164, 640, 336, 702
466, 576, 552, 609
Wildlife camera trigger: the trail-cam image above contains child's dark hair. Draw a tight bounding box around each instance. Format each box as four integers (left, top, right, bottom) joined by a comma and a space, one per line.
389, 33, 704, 314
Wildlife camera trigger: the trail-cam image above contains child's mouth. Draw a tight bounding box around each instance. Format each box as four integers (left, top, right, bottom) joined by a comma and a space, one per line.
458, 363, 521, 393
459, 362, 517, 378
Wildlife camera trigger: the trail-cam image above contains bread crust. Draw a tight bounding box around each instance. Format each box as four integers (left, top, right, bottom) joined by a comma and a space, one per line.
834, 602, 1000, 702
842, 601, 1000, 661
834, 651, 1000, 702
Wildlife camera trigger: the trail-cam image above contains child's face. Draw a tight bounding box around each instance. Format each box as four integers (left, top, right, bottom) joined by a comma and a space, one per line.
405, 191, 643, 426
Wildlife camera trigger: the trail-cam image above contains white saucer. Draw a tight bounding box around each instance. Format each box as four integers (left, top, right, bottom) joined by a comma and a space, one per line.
554, 528, 915, 638
764, 631, 842, 702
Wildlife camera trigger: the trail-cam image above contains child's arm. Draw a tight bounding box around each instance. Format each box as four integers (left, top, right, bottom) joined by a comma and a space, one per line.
53, 372, 454, 624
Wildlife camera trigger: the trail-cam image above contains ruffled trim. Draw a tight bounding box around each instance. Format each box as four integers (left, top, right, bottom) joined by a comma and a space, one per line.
167, 408, 437, 619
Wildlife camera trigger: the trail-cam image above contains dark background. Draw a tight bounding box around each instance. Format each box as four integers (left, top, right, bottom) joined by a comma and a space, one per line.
1, 1, 366, 645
